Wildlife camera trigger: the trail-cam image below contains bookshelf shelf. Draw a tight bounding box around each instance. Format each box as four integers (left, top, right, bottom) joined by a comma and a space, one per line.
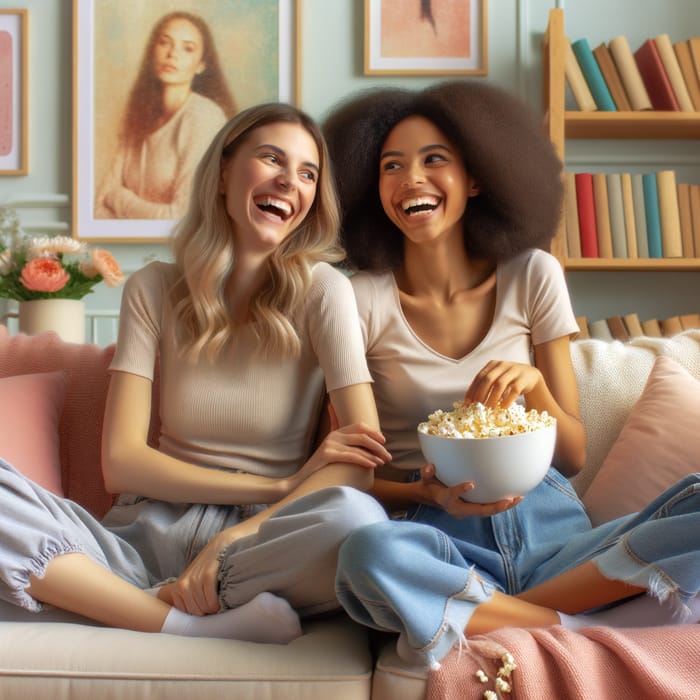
543, 8, 700, 270
564, 111, 700, 140
565, 257, 700, 271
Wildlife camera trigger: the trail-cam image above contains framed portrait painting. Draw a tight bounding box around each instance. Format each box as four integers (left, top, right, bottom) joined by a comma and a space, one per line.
73, 0, 299, 242
0, 9, 28, 176
364, 0, 487, 76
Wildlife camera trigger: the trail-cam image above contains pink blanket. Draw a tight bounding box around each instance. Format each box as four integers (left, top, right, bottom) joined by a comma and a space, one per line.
427, 625, 700, 700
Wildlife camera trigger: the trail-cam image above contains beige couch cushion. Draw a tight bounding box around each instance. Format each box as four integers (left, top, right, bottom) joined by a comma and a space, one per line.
0, 614, 372, 700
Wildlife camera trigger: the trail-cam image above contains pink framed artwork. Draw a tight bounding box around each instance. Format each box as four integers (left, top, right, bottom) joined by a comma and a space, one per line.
72, 0, 299, 242
0, 9, 28, 176
364, 0, 487, 76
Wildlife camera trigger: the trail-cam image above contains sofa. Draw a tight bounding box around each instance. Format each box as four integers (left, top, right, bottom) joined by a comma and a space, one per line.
0, 323, 699, 700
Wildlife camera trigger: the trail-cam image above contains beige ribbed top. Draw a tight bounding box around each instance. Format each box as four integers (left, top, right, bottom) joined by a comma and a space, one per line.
110, 261, 371, 477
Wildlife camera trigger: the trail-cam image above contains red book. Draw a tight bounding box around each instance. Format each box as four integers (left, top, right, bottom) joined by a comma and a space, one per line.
574, 172, 599, 257
634, 38, 680, 110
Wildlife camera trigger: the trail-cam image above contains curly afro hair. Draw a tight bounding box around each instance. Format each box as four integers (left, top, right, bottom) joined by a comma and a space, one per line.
322, 80, 564, 271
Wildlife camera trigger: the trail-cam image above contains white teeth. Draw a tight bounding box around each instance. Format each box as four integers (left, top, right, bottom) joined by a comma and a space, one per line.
256, 196, 292, 217
401, 196, 439, 213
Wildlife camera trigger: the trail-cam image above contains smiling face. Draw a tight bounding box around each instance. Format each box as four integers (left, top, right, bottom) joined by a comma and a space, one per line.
152, 17, 205, 87
219, 121, 320, 257
378, 115, 479, 247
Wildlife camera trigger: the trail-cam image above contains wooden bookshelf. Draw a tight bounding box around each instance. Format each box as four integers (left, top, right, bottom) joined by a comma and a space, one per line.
543, 8, 700, 270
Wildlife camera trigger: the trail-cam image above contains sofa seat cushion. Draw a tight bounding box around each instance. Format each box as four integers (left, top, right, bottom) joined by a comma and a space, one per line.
372, 637, 429, 700
0, 614, 372, 700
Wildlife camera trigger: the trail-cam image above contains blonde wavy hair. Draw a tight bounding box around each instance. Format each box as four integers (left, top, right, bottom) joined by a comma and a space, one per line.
170, 103, 343, 361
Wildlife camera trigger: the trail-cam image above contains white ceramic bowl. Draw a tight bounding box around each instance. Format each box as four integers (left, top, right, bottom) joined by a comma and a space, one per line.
417, 423, 556, 503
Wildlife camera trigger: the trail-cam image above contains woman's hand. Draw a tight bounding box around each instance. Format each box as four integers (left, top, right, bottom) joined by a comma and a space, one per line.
289, 421, 392, 491
164, 531, 232, 615
464, 360, 543, 408
416, 463, 522, 518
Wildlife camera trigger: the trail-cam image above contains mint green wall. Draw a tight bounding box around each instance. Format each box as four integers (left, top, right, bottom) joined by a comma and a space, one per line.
1, 0, 700, 325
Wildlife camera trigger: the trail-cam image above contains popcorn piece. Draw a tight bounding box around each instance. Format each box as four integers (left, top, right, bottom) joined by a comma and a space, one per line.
476, 669, 489, 683
418, 401, 554, 439
483, 691, 498, 700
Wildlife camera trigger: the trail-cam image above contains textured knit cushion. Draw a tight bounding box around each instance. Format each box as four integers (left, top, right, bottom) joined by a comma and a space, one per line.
582, 355, 700, 526
570, 329, 700, 499
0, 371, 67, 495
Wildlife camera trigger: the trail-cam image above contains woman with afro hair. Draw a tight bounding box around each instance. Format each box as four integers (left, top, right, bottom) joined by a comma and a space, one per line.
323, 80, 700, 669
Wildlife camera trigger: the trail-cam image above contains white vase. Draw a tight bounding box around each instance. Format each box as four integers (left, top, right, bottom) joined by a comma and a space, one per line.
18, 299, 86, 343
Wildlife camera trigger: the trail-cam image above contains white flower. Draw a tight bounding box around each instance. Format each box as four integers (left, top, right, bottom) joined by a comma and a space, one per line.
27, 235, 86, 259
0, 249, 13, 275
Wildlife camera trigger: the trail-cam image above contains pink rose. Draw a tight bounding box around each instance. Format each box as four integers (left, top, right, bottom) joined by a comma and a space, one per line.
19, 257, 70, 293
81, 248, 124, 287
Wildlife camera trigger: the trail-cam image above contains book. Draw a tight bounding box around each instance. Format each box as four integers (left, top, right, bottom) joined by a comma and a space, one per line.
593, 172, 614, 257
623, 312, 644, 337
593, 42, 632, 110
608, 35, 653, 110
641, 318, 663, 337
589, 318, 614, 341
631, 173, 649, 258
660, 315, 684, 337
571, 38, 617, 111
680, 313, 700, 330
677, 183, 695, 257
634, 38, 680, 110
656, 170, 683, 257
690, 185, 700, 258
564, 172, 582, 257
607, 315, 631, 342
620, 173, 638, 258
575, 316, 590, 339
673, 40, 700, 111
564, 37, 597, 111
642, 173, 663, 258
654, 34, 695, 112
574, 172, 599, 257
606, 173, 627, 257
690, 38, 700, 90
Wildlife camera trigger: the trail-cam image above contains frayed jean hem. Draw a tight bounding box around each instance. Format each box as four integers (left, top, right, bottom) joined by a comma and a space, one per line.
404, 567, 495, 668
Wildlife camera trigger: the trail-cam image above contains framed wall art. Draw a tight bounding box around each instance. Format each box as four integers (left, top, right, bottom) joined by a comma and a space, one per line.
0, 9, 28, 176
73, 0, 299, 242
364, 0, 487, 76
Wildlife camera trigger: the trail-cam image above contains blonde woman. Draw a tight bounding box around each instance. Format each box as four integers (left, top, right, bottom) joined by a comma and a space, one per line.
95, 12, 236, 220
0, 103, 390, 641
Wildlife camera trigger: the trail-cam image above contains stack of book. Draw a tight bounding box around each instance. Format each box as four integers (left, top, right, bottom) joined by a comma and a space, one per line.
575, 312, 700, 341
564, 170, 700, 259
566, 33, 700, 112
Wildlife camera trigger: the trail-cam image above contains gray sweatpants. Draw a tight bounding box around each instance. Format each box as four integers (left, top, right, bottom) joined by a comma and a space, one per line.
0, 458, 388, 617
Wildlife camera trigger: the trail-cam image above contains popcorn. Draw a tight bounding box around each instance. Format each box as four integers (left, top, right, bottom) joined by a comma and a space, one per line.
418, 400, 554, 439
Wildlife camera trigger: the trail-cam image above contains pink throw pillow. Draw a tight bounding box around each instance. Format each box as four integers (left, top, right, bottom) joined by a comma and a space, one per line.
583, 355, 700, 526
0, 371, 66, 496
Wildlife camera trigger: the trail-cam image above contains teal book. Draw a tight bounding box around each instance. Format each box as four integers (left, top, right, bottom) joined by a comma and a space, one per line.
571, 38, 617, 111
642, 173, 662, 258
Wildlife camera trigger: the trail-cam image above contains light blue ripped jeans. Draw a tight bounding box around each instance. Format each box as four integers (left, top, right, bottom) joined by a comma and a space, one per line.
335, 468, 700, 667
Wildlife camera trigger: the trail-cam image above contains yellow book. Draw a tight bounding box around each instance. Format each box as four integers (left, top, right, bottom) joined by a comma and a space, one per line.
656, 170, 683, 258
608, 35, 653, 110
565, 37, 598, 111
641, 318, 663, 337
654, 34, 695, 112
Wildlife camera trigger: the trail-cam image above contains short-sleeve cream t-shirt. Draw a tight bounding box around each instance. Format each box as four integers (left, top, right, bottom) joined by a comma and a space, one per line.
110, 261, 371, 478
351, 249, 579, 474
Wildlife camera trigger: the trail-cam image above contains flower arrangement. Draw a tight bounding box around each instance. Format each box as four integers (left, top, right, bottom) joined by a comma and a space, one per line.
0, 207, 124, 301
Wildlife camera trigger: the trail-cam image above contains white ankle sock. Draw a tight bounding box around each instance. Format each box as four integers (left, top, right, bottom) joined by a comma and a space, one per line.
558, 593, 700, 630
161, 591, 302, 644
